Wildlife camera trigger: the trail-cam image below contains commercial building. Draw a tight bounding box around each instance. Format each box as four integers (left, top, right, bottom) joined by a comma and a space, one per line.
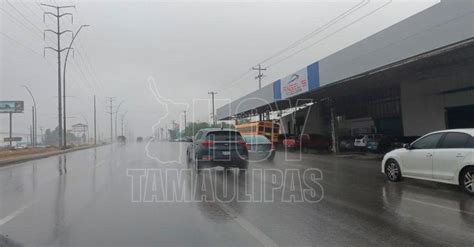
216, 0, 474, 141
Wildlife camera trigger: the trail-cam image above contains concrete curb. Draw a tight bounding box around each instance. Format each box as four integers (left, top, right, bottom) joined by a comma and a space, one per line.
0, 144, 109, 167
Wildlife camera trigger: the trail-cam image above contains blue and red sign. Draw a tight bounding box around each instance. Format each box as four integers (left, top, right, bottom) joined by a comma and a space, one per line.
273, 62, 319, 100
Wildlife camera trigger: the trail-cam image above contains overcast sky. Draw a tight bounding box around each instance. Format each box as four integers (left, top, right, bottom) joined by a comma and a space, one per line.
1, 0, 438, 139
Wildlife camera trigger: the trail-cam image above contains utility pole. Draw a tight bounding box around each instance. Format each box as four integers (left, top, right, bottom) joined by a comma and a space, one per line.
252, 64, 267, 90
182, 110, 187, 134
94, 95, 97, 145
114, 100, 124, 139
42, 3, 74, 148
208, 91, 217, 126
252, 64, 267, 121
120, 111, 127, 136
106, 97, 115, 143
9, 113, 12, 148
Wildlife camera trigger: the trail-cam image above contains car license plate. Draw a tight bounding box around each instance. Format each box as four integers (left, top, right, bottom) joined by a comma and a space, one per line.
222, 151, 230, 155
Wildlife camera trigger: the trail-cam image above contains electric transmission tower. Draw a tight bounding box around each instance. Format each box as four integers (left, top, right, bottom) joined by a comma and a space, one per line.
42, 3, 75, 148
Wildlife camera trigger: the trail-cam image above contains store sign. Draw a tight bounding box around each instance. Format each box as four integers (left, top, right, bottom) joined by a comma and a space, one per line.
0, 101, 24, 113
273, 62, 319, 100
280, 68, 308, 99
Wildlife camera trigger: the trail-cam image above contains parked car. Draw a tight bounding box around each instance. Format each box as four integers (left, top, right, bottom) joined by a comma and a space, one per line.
136, 137, 143, 143
339, 137, 355, 151
382, 129, 474, 195
282, 134, 331, 152
301, 134, 332, 151
186, 129, 249, 172
242, 135, 275, 161
354, 134, 383, 150
373, 136, 421, 154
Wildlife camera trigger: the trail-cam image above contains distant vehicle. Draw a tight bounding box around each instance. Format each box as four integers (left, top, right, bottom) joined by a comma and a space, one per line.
117, 136, 126, 143
301, 134, 332, 151
15, 142, 28, 149
339, 137, 355, 151
382, 129, 474, 195
136, 137, 143, 143
282, 134, 331, 152
354, 134, 383, 150
186, 128, 248, 172
235, 120, 280, 143
176, 137, 192, 142
242, 135, 275, 161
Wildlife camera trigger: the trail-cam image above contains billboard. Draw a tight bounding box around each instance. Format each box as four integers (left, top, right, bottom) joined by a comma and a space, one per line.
0, 101, 24, 113
273, 62, 320, 100
280, 67, 309, 99
4, 137, 22, 142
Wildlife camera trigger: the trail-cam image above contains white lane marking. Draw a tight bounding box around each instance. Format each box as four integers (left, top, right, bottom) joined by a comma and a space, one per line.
218, 203, 278, 247
0, 203, 32, 227
404, 197, 474, 216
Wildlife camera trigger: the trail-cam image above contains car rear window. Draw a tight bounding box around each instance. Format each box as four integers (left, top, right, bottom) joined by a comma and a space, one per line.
467, 136, 474, 148
244, 135, 270, 143
206, 131, 243, 141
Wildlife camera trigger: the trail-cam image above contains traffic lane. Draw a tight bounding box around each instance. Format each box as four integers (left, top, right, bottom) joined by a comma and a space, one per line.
241, 152, 474, 246
0, 142, 472, 246
0, 145, 123, 246
0, 143, 264, 247
124, 143, 474, 246
0, 146, 113, 220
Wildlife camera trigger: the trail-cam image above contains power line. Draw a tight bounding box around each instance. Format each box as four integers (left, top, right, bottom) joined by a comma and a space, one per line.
217, 0, 370, 92
4, 0, 56, 44
0, 6, 48, 43
0, 31, 57, 72
267, 0, 393, 68
68, 0, 106, 95
257, 0, 370, 66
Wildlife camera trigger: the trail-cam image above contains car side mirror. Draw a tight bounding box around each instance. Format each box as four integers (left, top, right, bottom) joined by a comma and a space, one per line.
403, 143, 412, 150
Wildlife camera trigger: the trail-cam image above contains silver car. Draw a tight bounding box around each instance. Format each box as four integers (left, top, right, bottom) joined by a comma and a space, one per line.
242, 135, 275, 162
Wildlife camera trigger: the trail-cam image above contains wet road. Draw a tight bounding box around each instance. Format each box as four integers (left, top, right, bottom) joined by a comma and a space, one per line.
0, 142, 473, 247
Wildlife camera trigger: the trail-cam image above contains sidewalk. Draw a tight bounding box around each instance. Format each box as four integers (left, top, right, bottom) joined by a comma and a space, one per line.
334, 152, 384, 161
0, 145, 101, 167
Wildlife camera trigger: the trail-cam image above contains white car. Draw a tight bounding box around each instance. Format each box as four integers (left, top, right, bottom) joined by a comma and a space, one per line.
381, 129, 474, 195
354, 134, 382, 148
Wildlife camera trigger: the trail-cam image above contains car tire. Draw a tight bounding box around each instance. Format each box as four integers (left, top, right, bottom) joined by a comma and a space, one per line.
459, 167, 474, 195
186, 151, 192, 164
385, 159, 402, 182
267, 152, 275, 162
194, 155, 202, 173
239, 163, 248, 173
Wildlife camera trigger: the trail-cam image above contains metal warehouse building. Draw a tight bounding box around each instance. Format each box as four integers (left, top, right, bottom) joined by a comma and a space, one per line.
216, 0, 474, 143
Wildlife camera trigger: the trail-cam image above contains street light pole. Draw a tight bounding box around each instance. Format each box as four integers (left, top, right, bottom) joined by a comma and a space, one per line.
120, 111, 128, 136
114, 100, 124, 140
21, 85, 37, 146
63, 24, 89, 148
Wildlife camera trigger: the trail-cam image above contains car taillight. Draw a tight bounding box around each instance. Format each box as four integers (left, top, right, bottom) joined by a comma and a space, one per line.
201, 155, 213, 161
201, 140, 214, 147
238, 140, 248, 150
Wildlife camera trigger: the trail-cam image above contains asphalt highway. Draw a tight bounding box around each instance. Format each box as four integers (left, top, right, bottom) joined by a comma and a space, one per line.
0, 142, 473, 246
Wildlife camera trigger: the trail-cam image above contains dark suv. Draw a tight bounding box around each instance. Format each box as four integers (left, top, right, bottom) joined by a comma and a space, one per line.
186, 129, 249, 172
